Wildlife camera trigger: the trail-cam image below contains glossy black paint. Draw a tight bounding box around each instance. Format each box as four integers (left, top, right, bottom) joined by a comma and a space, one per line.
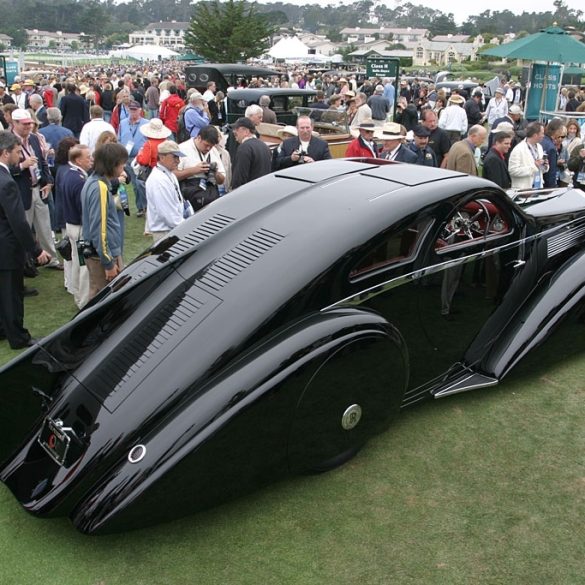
1, 160, 585, 534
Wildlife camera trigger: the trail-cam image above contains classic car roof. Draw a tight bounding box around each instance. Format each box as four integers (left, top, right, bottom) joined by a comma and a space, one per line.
186, 64, 281, 76
227, 88, 318, 100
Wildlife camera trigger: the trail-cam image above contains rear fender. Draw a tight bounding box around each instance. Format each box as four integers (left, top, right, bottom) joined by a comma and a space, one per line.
70, 307, 406, 534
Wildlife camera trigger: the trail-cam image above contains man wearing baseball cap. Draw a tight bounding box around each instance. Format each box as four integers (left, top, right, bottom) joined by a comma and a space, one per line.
10, 108, 59, 269
145, 140, 188, 243
230, 117, 272, 190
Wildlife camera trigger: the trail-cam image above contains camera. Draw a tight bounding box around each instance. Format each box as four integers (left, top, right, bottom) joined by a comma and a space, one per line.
76, 239, 97, 265
206, 162, 218, 185
295, 149, 306, 164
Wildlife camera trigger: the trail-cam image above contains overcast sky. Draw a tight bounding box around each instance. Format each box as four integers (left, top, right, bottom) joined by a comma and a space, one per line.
273, 0, 584, 26
405, 0, 584, 25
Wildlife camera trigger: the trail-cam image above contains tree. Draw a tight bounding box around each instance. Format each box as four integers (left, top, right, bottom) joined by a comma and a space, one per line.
185, 0, 277, 62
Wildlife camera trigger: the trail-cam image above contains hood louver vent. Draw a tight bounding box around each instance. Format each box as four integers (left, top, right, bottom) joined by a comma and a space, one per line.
157, 214, 236, 262
198, 228, 284, 292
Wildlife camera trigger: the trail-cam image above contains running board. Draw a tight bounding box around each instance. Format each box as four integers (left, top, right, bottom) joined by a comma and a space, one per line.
432, 372, 498, 398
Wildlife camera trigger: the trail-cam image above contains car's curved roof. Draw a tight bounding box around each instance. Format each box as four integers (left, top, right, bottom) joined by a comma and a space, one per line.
172, 159, 501, 265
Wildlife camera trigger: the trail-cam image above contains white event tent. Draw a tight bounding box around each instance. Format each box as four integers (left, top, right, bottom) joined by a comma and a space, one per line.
268, 36, 312, 60
109, 44, 179, 61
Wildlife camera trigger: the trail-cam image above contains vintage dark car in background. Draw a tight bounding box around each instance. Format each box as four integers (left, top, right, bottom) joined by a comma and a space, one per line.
2, 160, 585, 534
226, 87, 317, 125
184, 63, 282, 94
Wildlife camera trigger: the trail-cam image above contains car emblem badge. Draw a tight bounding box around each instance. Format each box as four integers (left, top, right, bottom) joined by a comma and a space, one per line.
341, 404, 362, 430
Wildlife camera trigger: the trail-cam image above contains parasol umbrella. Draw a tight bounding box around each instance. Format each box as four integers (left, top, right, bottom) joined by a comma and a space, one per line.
481, 26, 585, 63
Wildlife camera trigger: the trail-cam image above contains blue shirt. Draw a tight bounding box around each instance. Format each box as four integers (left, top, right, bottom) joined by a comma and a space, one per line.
184, 106, 210, 138
39, 123, 74, 149
383, 83, 395, 107
118, 117, 148, 157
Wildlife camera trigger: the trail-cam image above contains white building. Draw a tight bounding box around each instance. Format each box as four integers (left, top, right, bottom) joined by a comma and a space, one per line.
25, 29, 92, 49
413, 40, 481, 67
340, 27, 428, 46
0, 33, 12, 48
129, 21, 189, 50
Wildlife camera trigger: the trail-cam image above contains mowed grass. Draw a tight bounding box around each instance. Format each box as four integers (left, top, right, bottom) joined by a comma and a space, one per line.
2, 205, 585, 584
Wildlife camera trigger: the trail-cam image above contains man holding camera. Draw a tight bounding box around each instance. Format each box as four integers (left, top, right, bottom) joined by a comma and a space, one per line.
60, 144, 93, 309
273, 116, 331, 171
175, 125, 226, 211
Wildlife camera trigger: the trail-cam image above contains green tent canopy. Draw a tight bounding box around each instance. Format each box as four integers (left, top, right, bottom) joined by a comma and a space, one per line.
177, 53, 205, 63
481, 27, 585, 64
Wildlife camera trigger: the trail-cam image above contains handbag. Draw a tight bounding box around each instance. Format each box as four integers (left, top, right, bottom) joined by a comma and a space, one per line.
179, 177, 219, 211
136, 165, 153, 182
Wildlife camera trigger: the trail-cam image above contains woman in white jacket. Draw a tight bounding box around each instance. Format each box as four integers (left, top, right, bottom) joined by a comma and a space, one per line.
508, 122, 548, 190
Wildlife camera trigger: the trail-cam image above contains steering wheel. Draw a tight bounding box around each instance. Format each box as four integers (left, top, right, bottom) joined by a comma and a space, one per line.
443, 200, 490, 243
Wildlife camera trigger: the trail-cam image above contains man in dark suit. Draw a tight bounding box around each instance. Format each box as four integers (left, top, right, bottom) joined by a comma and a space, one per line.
230, 117, 272, 190
378, 122, 418, 163
273, 115, 332, 170
0, 131, 51, 349
29, 94, 49, 128
483, 131, 513, 189
60, 83, 89, 138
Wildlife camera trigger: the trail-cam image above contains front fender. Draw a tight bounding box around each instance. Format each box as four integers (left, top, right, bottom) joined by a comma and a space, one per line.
480, 248, 585, 379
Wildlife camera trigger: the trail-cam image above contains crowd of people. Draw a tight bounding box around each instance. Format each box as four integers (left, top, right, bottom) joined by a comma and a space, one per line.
1, 64, 585, 351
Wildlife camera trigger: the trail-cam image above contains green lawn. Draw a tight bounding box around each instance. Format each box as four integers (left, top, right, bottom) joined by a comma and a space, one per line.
1, 211, 585, 584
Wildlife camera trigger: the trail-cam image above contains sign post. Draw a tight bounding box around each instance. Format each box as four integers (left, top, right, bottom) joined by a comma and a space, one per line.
366, 56, 400, 120
524, 62, 563, 121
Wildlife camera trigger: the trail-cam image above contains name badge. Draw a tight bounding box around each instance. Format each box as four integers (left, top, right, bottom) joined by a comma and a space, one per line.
125, 140, 134, 154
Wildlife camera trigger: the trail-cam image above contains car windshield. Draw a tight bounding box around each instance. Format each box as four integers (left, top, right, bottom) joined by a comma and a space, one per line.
295, 106, 350, 135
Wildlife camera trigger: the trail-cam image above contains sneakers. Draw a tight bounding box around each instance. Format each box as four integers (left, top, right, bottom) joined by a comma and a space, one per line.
23, 287, 39, 297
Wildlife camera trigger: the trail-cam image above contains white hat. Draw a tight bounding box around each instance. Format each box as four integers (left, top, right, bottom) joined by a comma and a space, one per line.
377, 122, 403, 140
140, 118, 172, 139
11, 108, 33, 123
509, 105, 523, 115
277, 125, 298, 138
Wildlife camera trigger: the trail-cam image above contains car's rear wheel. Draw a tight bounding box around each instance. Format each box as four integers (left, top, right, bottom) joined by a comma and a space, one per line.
287, 331, 407, 473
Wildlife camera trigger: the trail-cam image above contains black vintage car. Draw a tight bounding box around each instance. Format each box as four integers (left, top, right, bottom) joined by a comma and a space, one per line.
184, 63, 282, 93
2, 160, 585, 534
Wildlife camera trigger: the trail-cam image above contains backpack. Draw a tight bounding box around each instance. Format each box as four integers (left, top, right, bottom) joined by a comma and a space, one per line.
176, 106, 194, 143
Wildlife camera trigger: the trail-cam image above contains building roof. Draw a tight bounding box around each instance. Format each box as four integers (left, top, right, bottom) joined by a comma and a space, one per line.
145, 21, 189, 30
0, 33, 13, 41
349, 49, 412, 58
432, 35, 470, 43
340, 27, 428, 36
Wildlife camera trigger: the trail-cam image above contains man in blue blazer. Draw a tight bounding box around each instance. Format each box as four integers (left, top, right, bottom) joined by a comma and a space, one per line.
273, 116, 332, 170
0, 131, 50, 349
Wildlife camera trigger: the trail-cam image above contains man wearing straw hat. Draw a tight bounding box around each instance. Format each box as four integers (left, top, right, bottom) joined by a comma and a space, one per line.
438, 93, 468, 146
378, 122, 417, 163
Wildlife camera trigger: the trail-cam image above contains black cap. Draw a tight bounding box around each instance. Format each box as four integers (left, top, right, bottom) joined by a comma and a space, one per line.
232, 117, 256, 132
413, 125, 431, 137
